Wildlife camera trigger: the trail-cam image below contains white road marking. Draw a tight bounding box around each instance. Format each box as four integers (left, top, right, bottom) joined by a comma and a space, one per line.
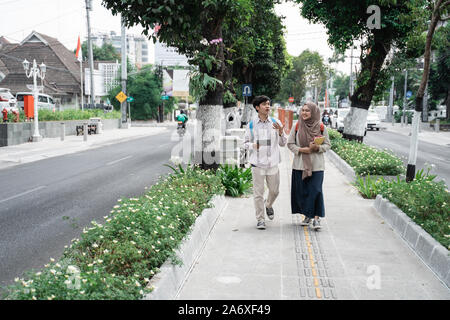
106, 156, 132, 166
0, 186, 46, 204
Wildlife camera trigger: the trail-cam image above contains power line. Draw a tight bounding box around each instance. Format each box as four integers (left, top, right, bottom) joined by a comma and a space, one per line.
4, 7, 81, 38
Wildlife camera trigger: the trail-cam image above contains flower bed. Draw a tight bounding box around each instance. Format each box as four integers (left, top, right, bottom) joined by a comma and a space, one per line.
3, 166, 225, 300
328, 129, 404, 176
0, 109, 121, 123
355, 172, 449, 249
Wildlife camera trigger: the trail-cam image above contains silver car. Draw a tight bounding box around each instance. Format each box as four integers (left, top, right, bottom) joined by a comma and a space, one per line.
0, 88, 18, 112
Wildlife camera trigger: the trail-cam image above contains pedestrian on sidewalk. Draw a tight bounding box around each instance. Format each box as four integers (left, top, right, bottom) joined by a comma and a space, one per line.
244, 95, 287, 230
287, 102, 331, 230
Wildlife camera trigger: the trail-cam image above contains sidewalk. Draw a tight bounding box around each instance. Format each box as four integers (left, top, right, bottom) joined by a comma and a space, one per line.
177, 148, 450, 300
0, 125, 170, 171
380, 121, 450, 147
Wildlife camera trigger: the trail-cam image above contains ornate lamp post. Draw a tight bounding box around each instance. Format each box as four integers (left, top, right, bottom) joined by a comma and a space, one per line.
23, 59, 46, 142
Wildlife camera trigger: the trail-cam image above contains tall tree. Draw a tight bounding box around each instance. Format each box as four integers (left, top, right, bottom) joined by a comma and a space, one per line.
102, 0, 252, 169
429, 23, 450, 119
227, 0, 289, 106
407, 0, 449, 182
295, 0, 426, 142
333, 72, 350, 103
276, 50, 327, 105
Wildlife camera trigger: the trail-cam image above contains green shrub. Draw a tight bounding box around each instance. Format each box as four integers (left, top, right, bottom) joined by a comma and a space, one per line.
216, 164, 253, 197
328, 128, 404, 176
38, 109, 121, 121
3, 166, 225, 300
355, 169, 449, 249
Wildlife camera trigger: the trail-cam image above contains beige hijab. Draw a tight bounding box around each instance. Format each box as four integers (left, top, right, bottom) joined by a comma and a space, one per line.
297, 102, 321, 180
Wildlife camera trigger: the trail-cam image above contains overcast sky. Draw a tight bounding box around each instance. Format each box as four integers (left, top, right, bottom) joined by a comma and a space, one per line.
1, 0, 352, 74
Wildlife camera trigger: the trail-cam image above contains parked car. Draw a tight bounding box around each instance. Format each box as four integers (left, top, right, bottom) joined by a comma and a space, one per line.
366, 110, 381, 131
332, 108, 350, 133
0, 88, 18, 111
16, 92, 55, 111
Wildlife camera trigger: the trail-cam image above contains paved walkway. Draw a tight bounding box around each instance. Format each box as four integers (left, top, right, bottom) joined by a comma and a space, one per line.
177, 148, 450, 300
380, 122, 450, 147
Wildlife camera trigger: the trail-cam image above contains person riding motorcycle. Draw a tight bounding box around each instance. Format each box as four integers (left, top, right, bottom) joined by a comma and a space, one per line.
176, 111, 188, 129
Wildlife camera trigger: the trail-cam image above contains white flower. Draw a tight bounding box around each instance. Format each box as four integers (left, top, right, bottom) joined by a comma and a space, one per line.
135, 281, 141, 287
92, 243, 99, 248
50, 258, 55, 262
50, 269, 56, 275
67, 266, 78, 274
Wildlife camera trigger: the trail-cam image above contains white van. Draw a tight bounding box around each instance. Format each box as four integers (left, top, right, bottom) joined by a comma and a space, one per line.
16, 92, 56, 111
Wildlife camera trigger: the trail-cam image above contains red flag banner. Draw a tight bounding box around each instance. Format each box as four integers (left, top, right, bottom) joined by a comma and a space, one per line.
76, 36, 82, 62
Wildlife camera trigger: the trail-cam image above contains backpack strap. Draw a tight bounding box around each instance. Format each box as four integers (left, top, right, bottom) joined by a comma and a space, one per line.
295, 121, 325, 144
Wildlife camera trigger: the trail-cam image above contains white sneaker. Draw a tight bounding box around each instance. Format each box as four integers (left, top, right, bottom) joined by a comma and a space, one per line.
300, 217, 311, 226
312, 219, 322, 230
257, 221, 266, 230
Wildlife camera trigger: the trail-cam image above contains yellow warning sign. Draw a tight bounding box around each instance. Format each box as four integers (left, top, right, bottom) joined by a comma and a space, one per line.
115, 91, 127, 103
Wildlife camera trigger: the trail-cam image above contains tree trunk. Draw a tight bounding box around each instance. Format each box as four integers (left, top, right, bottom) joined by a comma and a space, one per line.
343, 32, 392, 142
446, 88, 450, 120
407, 0, 445, 182
195, 19, 225, 170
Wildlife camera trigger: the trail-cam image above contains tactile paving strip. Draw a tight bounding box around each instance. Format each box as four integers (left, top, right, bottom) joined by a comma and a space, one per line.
292, 219, 338, 300
286, 151, 337, 299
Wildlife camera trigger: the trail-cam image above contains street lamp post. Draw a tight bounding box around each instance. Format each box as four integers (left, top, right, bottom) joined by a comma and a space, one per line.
23, 59, 46, 142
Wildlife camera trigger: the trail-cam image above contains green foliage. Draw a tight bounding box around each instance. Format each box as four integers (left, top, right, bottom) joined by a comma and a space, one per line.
1, 109, 121, 123
3, 166, 225, 300
333, 72, 350, 102
276, 50, 326, 103
355, 169, 449, 249
80, 42, 121, 62
108, 65, 174, 121
328, 128, 404, 176
216, 164, 253, 197
429, 23, 449, 115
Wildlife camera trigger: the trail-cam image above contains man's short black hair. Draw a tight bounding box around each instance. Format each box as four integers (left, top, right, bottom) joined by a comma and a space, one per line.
252, 95, 270, 110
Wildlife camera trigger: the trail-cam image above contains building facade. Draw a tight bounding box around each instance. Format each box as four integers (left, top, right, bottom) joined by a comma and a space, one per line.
91, 31, 150, 68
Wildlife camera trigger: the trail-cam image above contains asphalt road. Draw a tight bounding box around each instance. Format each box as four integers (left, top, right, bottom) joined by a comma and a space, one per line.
0, 131, 179, 291
363, 128, 450, 187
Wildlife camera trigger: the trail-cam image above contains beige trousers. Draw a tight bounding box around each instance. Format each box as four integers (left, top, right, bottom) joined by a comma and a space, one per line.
251, 166, 280, 222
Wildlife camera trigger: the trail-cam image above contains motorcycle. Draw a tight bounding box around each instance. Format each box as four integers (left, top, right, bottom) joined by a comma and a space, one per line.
322, 114, 330, 127
177, 121, 186, 137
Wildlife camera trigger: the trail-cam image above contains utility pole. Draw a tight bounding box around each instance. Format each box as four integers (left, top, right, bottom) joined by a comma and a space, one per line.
85, 0, 95, 107
402, 70, 408, 127
349, 46, 354, 96
388, 76, 394, 123
121, 16, 128, 127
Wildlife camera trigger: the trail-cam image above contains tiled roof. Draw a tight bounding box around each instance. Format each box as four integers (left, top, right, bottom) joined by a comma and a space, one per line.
0, 31, 81, 95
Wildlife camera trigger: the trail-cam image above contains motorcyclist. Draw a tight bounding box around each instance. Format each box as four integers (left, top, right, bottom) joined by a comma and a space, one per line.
322, 110, 330, 126
176, 110, 188, 129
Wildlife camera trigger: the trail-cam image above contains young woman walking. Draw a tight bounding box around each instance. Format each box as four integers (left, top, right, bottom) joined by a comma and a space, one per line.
287, 102, 331, 230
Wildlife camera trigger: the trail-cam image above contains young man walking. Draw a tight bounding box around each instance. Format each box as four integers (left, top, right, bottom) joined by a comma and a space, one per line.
244, 95, 287, 230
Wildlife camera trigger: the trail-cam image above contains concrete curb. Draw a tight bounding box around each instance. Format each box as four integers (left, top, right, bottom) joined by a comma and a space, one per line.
374, 195, 450, 288
143, 195, 227, 300
326, 149, 356, 182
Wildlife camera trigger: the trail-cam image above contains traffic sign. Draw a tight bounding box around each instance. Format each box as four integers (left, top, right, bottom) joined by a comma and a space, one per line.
115, 91, 127, 103
406, 91, 412, 98
242, 84, 252, 97
288, 97, 294, 103
161, 95, 169, 100
126, 96, 134, 103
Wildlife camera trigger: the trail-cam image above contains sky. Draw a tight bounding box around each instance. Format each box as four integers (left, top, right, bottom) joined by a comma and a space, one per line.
1, 0, 353, 74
